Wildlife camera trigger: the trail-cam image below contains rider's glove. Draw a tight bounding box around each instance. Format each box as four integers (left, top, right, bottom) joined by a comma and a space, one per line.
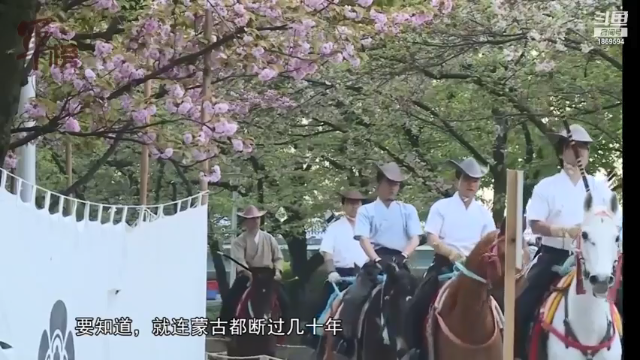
327, 271, 341, 283
432, 242, 465, 263
447, 251, 465, 263
400, 252, 409, 263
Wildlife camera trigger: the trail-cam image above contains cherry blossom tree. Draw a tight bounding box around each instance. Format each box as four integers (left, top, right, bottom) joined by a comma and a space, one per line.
2, 0, 450, 189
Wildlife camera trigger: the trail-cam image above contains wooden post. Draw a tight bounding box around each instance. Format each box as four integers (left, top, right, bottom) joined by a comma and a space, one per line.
140, 77, 152, 206
65, 141, 73, 216
200, 9, 213, 205
503, 169, 524, 360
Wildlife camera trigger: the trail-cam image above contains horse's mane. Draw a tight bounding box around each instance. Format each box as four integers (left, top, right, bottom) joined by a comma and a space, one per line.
467, 230, 500, 264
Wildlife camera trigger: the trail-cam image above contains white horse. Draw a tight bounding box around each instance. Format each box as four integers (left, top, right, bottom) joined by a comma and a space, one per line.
546, 192, 622, 360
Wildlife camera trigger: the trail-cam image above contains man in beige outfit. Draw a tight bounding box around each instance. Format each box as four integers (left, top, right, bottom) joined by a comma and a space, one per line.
219, 205, 290, 326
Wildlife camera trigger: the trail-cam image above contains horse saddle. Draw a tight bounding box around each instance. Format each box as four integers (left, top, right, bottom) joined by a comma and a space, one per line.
315, 288, 347, 337
425, 279, 505, 360
528, 270, 623, 360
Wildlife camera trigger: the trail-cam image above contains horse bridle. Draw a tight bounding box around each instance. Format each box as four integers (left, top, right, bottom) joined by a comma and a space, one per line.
573, 210, 622, 298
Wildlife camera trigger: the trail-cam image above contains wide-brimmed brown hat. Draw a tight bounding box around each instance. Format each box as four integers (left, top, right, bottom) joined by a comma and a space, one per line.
377, 162, 408, 182
447, 158, 488, 179
546, 124, 593, 144
338, 190, 366, 200
237, 205, 267, 218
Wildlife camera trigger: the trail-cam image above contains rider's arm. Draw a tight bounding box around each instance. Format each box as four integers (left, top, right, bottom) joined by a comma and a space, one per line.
230, 236, 250, 273
354, 207, 380, 261
319, 224, 337, 272
527, 182, 561, 237
424, 201, 457, 258
402, 205, 422, 257
269, 235, 285, 275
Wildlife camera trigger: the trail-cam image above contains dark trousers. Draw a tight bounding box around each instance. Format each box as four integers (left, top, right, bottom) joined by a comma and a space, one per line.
307, 268, 356, 332
309, 267, 357, 324
514, 245, 570, 358
407, 254, 454, 350
219, 274, 290, 324
340, 248, 410, 339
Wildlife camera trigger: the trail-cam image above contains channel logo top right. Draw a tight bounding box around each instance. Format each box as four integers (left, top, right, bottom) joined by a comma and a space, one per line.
593, 11, 627, 45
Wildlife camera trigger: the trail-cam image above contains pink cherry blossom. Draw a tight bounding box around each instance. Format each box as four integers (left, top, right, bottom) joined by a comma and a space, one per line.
3, 151, 17, 169
10, 0, 449, 182
61, 118, 81, 132
200, 165, 221, 183
258, 68, 278, 81
231, 139, 244, 152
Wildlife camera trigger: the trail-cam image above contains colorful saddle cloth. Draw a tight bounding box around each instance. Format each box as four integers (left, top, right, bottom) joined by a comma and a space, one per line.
529, 269, 622, 360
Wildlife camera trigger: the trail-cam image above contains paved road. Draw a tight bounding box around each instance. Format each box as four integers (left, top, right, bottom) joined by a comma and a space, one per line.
205, 337, 320, 359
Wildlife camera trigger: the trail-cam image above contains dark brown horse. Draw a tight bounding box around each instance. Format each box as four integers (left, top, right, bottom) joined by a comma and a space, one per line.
356, 261, 418, 360
322, 261, 417, 360
426, 231, 504, 360
226, 267, 282, 359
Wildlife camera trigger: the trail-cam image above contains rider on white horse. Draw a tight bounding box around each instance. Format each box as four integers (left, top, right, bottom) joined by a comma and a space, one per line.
514, 124, 622, 360
406, 157, 497, 355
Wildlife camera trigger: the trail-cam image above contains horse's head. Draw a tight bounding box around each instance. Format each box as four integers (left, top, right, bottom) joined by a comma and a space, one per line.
465, 230, 503, 287
246, 267, 278, 318
579, 192, 621, 298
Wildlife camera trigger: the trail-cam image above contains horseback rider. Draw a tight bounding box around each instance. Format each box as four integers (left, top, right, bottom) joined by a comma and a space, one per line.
219, 205, 291, 330
514, 124, 622, 360
406, 157, 496, 354
313, 190, 369, 316
339, 162, 423, 340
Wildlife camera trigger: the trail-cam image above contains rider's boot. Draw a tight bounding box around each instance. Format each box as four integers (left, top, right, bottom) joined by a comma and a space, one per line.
406, 272, 439, 353
514, 248, 567, 359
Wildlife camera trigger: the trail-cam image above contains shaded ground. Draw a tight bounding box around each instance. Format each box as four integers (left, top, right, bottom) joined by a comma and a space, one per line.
205, 337, 317, 359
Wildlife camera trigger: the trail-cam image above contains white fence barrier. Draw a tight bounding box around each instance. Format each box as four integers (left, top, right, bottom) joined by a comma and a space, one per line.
0, 169, 208, 360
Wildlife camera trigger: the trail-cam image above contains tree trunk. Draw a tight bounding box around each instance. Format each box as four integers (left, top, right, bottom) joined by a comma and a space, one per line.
490, 108, 508, 223
0, 0, 37, 164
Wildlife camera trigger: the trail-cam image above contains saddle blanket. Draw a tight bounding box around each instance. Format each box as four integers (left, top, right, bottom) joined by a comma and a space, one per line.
315, 289, 347, 337
425, 279, 505, 360
529, 269, 622, 360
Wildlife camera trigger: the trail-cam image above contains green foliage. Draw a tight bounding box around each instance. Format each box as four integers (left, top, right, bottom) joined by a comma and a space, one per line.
281, 261, 295, 281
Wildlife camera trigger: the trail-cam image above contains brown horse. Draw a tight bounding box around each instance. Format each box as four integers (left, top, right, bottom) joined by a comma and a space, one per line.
226, 267, 283, 359
425, 231, 504, 360
491, 229, 532, 311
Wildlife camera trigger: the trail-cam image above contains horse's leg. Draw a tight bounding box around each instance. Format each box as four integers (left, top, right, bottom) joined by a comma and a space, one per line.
315, 334, 327, 360
324, 332, 335, 360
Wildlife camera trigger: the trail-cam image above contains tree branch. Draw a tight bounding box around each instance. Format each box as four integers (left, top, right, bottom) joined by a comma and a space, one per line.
107, 24, 288, 100
411, 99, 491, 166
49, 130, 125, 210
